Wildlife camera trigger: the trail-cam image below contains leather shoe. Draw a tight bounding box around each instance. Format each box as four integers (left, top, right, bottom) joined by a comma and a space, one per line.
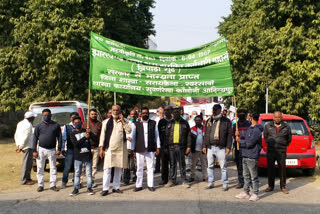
148, 187, 155, 192
158, 180, 167, 185
281, 188, 289, 194
50, 186, 59, 192
101, 190, 108, 196
205, 184, 214, 189
264, 187, 274, 192
37, 186, 44, 192
112, 189, 123, 193
24, 181, 35, 185
133, 187, 143, 192
235, 184, 243, 189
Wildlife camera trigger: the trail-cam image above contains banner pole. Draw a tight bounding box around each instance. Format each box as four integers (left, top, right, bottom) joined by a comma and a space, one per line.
233, 95, 239, 150
87, 89, 91, 129
114, 92, 116, 105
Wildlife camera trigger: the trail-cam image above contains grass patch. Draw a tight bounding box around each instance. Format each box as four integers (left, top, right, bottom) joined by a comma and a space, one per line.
0, 139, 62, 193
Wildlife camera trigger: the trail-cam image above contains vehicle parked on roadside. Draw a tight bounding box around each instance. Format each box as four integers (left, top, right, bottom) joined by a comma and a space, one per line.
258, 114, 316, 176
29, 101, 102, 171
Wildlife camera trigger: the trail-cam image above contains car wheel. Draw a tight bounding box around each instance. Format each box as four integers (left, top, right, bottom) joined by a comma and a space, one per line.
303, 168, 315, 176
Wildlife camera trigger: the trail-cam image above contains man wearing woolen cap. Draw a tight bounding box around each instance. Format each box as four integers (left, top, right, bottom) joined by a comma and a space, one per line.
203, 104, 232, 191
15, 111, 36, 185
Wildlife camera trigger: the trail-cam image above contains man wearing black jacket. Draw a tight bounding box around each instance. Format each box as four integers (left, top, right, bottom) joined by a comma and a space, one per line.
69, 117, 94, 196
131, 107, 160, 192
264, 111, 292, 194
165, 106, 191, 188
158, 106, 173, 185
203, 104, 232, 191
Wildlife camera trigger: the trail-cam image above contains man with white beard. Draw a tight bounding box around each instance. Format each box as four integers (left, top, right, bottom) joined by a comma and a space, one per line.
99, 105, 132, 196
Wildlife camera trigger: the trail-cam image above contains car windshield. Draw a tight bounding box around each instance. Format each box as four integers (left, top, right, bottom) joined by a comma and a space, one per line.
31, 105, 78, 127
261, 120, 309, 136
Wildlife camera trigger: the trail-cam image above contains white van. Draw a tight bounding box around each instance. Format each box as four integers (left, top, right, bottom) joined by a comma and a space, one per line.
29, 101, 102, 171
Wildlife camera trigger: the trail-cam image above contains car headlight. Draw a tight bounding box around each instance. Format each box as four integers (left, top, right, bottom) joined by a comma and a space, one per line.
311, 140, 315, 148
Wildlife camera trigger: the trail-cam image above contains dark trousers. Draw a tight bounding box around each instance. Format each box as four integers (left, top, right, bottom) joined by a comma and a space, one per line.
234, 149, 244, 185
62, 149, 74, 184
161, 148, 169, 183
267, 151, 287, 189
169, 144, 187, 183
155, 154, 161, 172
123, 150, 136, 184
21, 148, 33, 184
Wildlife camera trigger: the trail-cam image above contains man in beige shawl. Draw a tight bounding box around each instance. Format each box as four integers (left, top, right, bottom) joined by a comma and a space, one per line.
99, 105, 131, 196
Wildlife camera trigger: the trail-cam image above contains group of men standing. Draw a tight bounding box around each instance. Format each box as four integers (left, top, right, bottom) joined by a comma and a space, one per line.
14, 103, 292, 200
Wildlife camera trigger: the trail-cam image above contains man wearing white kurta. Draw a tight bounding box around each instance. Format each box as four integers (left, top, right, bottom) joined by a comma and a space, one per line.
15, 111, 36, 185
131, 107, 160, 192
99, 105, 132, 196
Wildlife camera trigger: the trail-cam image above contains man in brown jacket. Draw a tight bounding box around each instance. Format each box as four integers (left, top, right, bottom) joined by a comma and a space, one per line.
82, 109, 102, 187
202, 104, 232, 191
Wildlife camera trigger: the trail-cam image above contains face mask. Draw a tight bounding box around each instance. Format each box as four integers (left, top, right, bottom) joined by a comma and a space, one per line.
74, 123, 82, 129
43, 115, 51, 122
142, 115, 149, 121
130, 118, 136, 122
192, 115, 196, 120
212, 113, 222, 121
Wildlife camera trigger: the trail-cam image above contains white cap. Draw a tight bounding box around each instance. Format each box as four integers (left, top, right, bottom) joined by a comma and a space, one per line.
24, 111, 36, 119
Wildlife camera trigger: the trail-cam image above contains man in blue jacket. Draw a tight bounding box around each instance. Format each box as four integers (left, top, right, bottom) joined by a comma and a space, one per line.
235, 112, 263, 201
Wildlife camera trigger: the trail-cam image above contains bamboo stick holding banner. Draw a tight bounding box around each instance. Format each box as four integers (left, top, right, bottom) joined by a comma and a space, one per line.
233, 95, 239, 150
87, 89, 91, 129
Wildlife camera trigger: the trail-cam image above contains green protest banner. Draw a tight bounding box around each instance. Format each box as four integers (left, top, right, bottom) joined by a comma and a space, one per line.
89, 32, 234, 97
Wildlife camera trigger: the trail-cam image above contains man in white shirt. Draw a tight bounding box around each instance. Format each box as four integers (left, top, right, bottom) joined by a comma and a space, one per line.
187, 110, 198, 172
15, 111, 36, 185
131, 107, 160, 192
123, 109, 138, 185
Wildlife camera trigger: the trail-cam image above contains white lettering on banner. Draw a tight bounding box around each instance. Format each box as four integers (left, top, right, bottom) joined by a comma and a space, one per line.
146, 87, 174, 94
100, 74, 116, 81
94, 36, 103, 42
119, 78, 138, 84
145, 80, 178, 87
146, 74, 176, 80
145, 56, 156, 61
203, 87, 233, 94
93, 81, 111, 88
107, 69, 130, 77
110, 47, 136, 57
137, 64, 161, 72
92, 48, 114, 59
114, 84, 141, 91
185, 80, 214, 87
164, 68, 176, 74
176, 87, 200, 94
105, 40, 124, 48
135, 72, 141, 78
211, 53, 229, 64
159, 56, 177, 62
179, 74, 200, 80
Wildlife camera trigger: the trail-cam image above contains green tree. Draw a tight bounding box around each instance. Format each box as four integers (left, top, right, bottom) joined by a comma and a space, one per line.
218, 0, 320, 120
0, 0, 156, 114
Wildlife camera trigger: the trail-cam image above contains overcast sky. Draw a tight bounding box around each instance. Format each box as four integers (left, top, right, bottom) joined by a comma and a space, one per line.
151, 0, 233, 51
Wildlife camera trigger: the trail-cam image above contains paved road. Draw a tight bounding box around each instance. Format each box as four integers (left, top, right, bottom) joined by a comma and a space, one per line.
1, 163, 319, 214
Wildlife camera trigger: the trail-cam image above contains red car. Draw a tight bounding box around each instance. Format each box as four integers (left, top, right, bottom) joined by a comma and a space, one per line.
258, 114, 316, 176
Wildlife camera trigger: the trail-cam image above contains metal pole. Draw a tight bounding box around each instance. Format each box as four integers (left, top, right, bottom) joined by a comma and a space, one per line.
266, 84, 268, 114
114, 91, 116, 105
